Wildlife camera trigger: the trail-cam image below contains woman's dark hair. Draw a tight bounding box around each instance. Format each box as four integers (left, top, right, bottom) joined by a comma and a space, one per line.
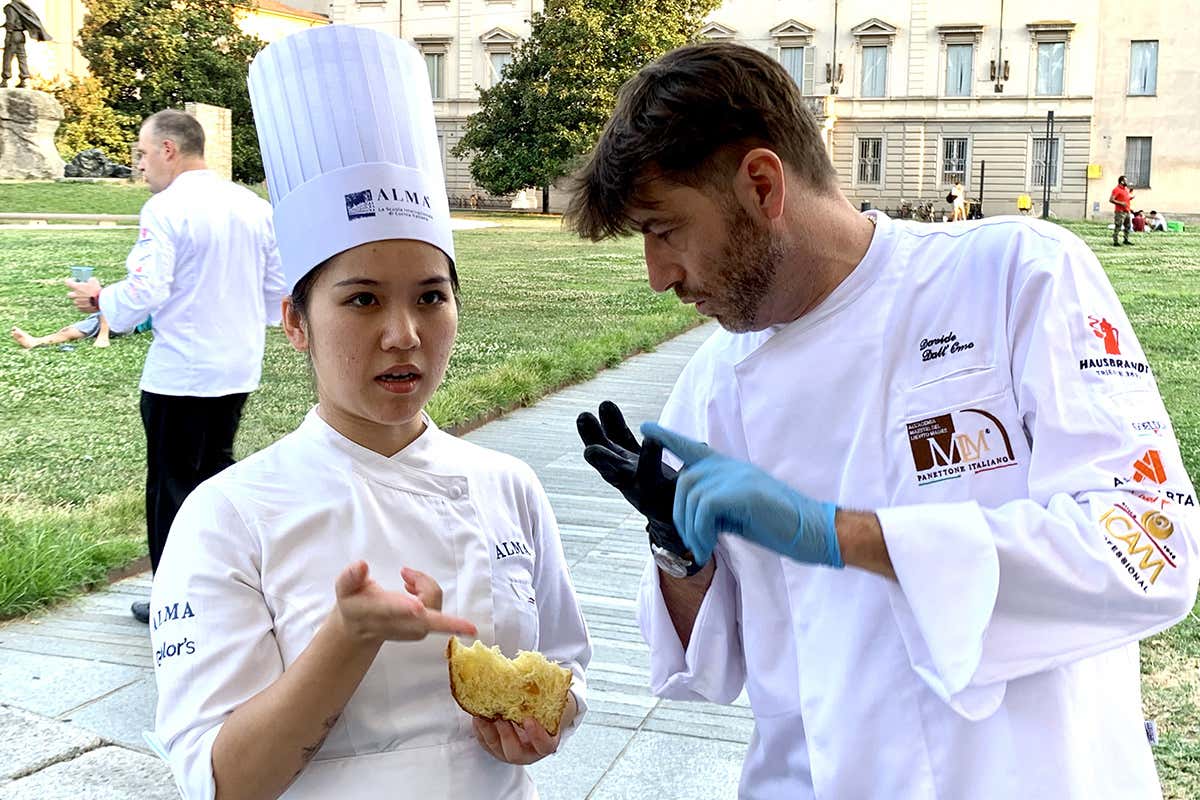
566, 41, 838, 241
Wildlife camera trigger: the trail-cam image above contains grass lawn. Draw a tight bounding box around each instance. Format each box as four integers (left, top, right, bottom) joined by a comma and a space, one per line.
0, 186, 1196, 792
0, 181, 152, 215
0, 180, 268, 214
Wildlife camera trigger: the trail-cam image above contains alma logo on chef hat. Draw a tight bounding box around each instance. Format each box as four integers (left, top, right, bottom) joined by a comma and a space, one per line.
345, 189, 376, 221
345, 186, 436, 222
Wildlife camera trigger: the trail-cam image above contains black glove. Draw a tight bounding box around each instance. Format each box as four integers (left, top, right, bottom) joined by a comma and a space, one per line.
576, 401, 701, 577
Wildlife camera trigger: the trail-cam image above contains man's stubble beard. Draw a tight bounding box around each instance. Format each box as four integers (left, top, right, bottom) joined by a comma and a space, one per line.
709, 201, 786, 333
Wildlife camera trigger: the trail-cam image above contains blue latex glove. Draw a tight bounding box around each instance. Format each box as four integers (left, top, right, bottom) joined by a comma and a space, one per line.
641, 422, 843, 569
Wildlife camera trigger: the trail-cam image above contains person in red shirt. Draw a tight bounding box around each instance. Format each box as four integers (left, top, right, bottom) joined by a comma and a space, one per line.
1109, 175, 1134, 246
1131, 210, 1146, 232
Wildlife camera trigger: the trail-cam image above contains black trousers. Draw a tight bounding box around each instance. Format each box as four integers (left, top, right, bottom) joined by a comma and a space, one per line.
140, 390, 249, 572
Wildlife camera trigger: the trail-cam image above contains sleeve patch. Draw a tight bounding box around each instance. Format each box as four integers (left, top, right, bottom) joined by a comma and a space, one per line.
1098, 501, 1182, 592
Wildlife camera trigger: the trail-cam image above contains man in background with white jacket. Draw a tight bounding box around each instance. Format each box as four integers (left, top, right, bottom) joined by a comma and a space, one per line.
68, 109, 286, 623
570, 42, 1198, 799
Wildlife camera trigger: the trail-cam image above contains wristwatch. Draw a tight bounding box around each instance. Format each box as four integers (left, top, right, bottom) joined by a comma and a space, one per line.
651, 543, 696, 579
647, 520, 702, 578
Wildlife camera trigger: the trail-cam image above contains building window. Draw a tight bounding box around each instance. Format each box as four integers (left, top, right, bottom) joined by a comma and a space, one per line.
1125, 137, 1152, 187
780, 46, 815, 95
1036, 42, 1064, 95
858, 137, 882, 185
942, 137, 968, 185
945, 44, 973, 96
424, 51, 445, 99
1128, 41, 1158, 95
1031, 137, 1060, 187
861, 46, 887, 97
487, 51, 512, 87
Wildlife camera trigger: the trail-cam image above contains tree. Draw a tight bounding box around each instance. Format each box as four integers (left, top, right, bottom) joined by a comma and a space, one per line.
78, 0, 266, 182
34, 74, 139, 163
453, 0, 718, 213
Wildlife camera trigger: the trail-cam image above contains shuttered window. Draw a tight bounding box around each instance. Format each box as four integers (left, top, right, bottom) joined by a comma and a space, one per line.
1125, 137, 1152, 187
858, 138, 882, 184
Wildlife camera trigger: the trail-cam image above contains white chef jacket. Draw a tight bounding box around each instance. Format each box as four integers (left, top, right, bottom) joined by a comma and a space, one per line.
639, 212, 1199, 799
151, 409, 591, 800
98, 169, 286, 397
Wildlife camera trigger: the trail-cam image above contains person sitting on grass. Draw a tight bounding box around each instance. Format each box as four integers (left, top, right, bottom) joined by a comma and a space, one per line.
12, 311, 114, 349
11, 311, 151, 350
1147, 210, 1168, 232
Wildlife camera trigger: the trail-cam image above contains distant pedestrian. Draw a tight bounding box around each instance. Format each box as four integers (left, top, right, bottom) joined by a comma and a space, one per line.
951, 181, 967, 221
65, 108, 286, 623
1109, 175, 1134, 246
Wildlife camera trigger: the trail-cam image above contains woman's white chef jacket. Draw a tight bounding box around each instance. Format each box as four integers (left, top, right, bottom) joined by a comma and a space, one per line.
97, 169, 287, 397
150, 409, 591, 799
640, 213, 1199, 799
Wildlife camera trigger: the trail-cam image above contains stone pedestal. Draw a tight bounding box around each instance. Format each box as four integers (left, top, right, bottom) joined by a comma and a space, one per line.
0, 88, 66, 180
184, 102, 232, 182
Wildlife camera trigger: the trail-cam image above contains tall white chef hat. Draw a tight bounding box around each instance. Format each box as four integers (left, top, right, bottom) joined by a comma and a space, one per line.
248, 25, 454, 294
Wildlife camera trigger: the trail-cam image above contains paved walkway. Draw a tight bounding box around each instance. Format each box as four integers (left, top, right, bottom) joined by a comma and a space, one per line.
0, 322, 751, 799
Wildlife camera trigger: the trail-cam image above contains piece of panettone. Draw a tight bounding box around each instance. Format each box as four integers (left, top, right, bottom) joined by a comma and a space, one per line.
446, 637, 572, 736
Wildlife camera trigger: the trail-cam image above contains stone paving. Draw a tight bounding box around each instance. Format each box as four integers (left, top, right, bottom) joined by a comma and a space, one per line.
0, 322, 752, 799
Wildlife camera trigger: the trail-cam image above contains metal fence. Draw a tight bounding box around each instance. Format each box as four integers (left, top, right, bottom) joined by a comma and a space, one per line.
878, 199, 983, 222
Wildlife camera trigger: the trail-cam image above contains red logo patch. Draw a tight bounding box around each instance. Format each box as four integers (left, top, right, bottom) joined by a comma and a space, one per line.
1133, 449, 1167, 485
1088, 316, 1121, 355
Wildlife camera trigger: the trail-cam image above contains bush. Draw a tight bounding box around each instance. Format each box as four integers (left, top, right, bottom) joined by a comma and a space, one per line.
33, 74, 137, 164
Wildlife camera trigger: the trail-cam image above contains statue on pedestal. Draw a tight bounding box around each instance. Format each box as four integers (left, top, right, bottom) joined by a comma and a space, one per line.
2, 0, 51, 89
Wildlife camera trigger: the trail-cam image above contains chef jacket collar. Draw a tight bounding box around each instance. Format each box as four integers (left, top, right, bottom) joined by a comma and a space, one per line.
757, 209, 899, 348
300, 406, 454, 477
163, 168, 215, 188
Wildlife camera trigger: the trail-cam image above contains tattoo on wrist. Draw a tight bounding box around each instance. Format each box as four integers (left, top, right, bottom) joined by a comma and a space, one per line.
299, 713, 341, 765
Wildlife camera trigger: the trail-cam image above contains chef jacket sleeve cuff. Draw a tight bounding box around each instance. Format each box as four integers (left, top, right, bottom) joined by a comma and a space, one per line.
877, 501, 1006, 720
96, 287, 115, 325
637, 549, 743, 703
164, 721, 222, 800
556, 680, 588, 746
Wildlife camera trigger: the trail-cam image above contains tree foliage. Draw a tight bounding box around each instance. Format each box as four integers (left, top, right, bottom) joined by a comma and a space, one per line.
34, 74, 139, 163
78, 0, 266, 182
453, 0, 718, 208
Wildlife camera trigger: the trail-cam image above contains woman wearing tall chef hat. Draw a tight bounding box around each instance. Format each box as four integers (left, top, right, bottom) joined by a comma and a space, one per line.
148, 25, 590, 799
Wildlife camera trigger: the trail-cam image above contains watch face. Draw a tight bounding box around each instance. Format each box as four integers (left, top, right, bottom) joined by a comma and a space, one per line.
651, 543, 692, 579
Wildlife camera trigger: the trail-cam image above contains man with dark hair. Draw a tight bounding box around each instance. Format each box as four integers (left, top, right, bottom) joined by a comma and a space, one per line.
572, 42, 1197, 799
1, 0, 50, 89
66, 110, 286, 623
1110, 174, 1134, 246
